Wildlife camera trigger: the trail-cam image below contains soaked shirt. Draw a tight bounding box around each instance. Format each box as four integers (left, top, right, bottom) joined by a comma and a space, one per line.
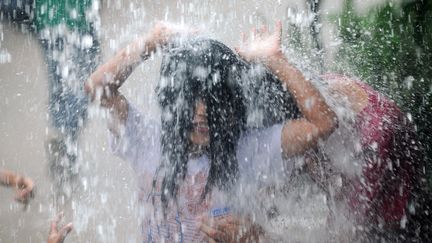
323, 74, 419, 228
109, 105, 289, 242
351, 81, 415, 226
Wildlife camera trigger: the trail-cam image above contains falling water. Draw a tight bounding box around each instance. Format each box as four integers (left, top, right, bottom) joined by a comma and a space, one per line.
1, 0, 431, 242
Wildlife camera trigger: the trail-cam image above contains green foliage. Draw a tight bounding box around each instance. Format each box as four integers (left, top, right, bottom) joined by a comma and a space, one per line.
332, 0, 432, 187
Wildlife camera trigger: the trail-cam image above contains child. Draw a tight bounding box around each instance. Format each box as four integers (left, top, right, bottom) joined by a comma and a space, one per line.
85, 22, 337, 242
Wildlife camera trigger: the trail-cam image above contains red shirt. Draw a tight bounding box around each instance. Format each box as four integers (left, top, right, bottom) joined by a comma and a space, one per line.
352, 81, 412, 225
323, 74, 420, 227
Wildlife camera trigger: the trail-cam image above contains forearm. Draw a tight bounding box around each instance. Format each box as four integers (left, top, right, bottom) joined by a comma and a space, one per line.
266, 55, 336, 136
0, 170, 18, 187
261, 54, 337, 156
85, 35, 156, 99
85, 35, 154, 129
237, 21, 337, 156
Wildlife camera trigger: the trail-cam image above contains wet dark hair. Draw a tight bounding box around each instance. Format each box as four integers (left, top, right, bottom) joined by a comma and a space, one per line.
155, 38, 300, 213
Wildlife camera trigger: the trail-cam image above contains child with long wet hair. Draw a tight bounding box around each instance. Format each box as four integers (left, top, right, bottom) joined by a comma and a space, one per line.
156, 38, 300, 213
86, 22, 336, 242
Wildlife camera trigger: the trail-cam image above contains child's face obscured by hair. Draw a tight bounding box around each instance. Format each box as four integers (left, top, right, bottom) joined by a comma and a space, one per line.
189, 99, 210, 146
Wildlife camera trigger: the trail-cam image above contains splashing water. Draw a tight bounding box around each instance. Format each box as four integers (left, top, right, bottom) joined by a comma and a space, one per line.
1, 0, 430, 242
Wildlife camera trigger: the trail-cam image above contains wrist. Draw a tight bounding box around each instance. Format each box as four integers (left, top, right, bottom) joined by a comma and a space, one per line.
265, 53, 289, 74
8, 174, 19, 187
139, 35, 157, 58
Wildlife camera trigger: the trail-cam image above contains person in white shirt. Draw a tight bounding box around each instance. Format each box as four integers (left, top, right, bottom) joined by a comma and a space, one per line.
85, 22, 337, 242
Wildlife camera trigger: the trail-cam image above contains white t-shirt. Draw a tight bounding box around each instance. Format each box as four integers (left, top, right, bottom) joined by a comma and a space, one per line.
110, 105, 291, 242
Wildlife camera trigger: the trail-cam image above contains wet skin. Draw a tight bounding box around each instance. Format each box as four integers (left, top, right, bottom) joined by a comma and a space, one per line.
189, 99, 210, 147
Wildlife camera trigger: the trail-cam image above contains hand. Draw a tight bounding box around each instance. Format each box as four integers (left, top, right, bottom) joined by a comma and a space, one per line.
236, 21, 284, 63
47, 212, 73, 243
14, 175, 34, 204
148, 21, 198, 49
198, 214, 263, 243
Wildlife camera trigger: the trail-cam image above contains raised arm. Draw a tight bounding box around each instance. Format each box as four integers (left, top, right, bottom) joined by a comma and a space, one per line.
236, 22, 337, 157
85, 23, 196, 133
84, 23, 181, 100
84, 25, 158, 128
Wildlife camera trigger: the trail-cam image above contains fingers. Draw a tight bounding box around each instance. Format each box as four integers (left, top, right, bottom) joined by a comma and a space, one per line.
240, 32, 247, 44
202, 232, 218, 243
258, 25, 268, 36
215, 223, 238, 240
16, 177, 35, 203
48, 212, 73, 243
198, 215, 225, 241
252, 26, 266, 39
155, 21, 198, 35
275, 20, 282, 31
198, 215, 216, 229
16, 176, 34, 198
22, 177, 34, 190
199, 215, 244, 243
243, 21, 282, 42
216, 217, 241, 232
15, 188, 33, 203
207, 238, 218, 243
199, 222, 226, 242
236, 21, 284, 62
58, 222, 73, 242
275, 20, 282, 42
50, 212, 64, 234
214, 216, 245, 241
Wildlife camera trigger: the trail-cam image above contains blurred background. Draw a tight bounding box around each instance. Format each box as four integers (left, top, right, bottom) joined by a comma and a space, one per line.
0, 0, 431, 242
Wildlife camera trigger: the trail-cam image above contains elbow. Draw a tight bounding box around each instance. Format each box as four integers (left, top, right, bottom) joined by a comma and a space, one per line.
85, 69, 105, 100
85, 64, 109, 99
321, 110, 338, 139
328, 112, 339, 135
84, 79, 91, 96
84, 78, 95, 100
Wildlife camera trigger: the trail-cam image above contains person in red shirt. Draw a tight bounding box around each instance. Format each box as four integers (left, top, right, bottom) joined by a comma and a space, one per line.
306, 74, 429, 241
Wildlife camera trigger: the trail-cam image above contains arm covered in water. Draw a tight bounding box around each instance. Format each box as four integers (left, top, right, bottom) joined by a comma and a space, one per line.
236, 22, 337, 158
85, 22, 196, 134
84, 23, 166, 133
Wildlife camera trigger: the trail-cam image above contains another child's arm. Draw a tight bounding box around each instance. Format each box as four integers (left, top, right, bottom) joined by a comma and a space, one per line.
0, 169, 34, 203
85, 22, 196, 134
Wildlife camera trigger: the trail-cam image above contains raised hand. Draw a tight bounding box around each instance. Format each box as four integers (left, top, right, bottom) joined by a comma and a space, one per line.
148, 22, 199, 49
47, 212, 73, 243
235, 21, 283, 63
